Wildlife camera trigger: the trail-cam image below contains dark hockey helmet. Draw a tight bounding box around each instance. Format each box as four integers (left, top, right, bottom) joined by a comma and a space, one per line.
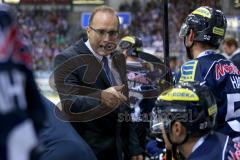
179, 6, 227, 48
151, 81, 217, 135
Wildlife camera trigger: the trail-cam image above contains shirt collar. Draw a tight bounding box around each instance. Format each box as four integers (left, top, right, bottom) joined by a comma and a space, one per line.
192, 134, 208, 153
230, 48, 240, 58
197, 50, 215, 58
85, 40, 103, 61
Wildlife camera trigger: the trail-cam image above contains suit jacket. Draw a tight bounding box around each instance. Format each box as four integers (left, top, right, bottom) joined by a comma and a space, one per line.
54, 39, 143, 160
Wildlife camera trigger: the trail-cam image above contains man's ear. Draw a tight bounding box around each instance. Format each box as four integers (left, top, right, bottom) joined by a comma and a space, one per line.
86, 26, 90, 37
188, 29, 195, 42
172, 121, 186, 137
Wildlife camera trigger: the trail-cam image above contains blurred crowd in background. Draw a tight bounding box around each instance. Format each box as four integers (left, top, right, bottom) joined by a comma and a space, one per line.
17, 9, 70, 70
16, 0, 220, 71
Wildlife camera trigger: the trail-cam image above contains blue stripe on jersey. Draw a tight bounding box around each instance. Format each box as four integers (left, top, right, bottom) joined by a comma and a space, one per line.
182, 70, 193, 75
182, 65, 194, 70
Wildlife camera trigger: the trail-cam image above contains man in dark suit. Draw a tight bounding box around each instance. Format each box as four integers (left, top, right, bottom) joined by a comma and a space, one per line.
53, 5, 143, 160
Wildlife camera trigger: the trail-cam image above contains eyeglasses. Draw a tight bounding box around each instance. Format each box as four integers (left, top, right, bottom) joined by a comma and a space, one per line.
89, 26, 119, 37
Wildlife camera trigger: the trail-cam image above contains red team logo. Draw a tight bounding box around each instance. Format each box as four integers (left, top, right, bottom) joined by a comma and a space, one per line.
229, 142, 240, 160
215, 63, 240, 80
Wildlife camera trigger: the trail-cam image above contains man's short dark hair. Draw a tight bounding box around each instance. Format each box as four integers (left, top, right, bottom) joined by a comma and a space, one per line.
223, 37, 238, 48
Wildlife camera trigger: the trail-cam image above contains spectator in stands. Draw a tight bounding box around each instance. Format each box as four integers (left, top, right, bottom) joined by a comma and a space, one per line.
222, 37, 240, 69
169, 56, 179, 73
17, 9, 68, 70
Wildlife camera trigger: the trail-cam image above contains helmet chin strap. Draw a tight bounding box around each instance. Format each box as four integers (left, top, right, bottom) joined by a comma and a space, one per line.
184, 37, 194, 59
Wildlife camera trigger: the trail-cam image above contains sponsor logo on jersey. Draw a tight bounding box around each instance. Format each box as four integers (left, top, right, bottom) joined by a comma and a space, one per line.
215, 63, 240, 80
180, 60, 198, 82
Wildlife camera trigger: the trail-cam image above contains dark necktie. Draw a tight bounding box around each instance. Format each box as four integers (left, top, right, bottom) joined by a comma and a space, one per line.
102, 56, 112, 84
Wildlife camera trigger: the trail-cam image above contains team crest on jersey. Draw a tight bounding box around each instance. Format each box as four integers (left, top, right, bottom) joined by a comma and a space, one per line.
180, 60, 198, 82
